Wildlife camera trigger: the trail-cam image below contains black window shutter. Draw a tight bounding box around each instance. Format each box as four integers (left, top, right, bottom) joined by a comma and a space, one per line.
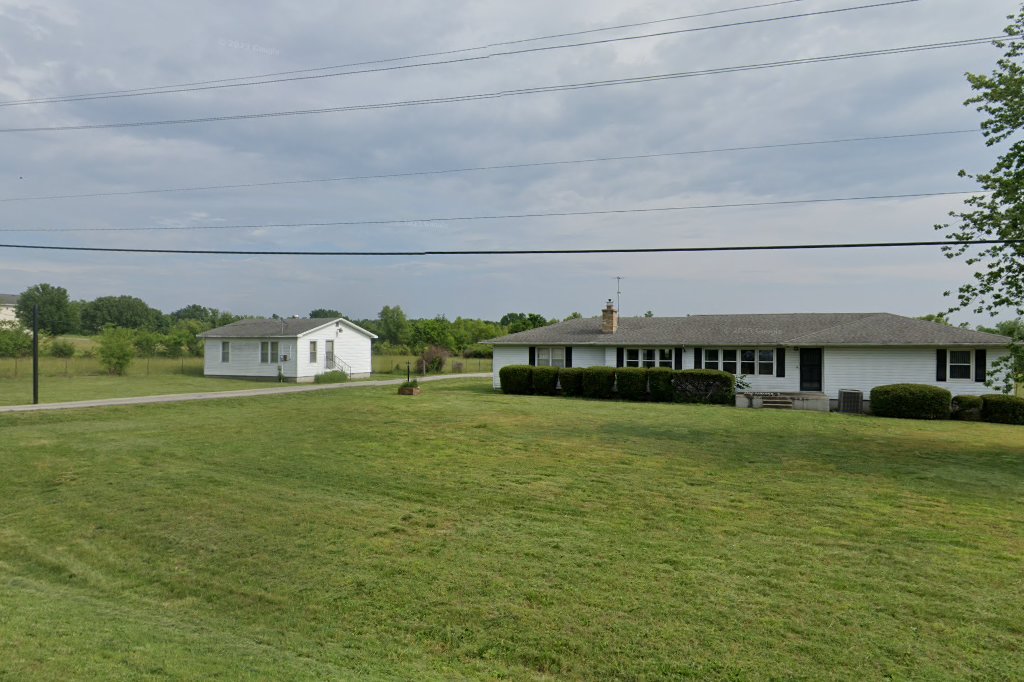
565, 347, 573, 368
936, 349, 947, 382
528, 346, 536, 366
693, 347, 703, 369
616, 347, 624, 368
975, 348, 986, 382
674, 347, 683, 370
776, 347, 786, 378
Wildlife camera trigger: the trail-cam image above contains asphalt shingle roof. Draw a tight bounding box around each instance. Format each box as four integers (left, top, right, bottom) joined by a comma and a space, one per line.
199, 318, 340, 338
484, 313, 1011, 347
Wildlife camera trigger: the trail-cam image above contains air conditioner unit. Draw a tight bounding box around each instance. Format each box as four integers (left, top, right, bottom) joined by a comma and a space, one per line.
838, 389, 863, 414
280, 354, 289, 361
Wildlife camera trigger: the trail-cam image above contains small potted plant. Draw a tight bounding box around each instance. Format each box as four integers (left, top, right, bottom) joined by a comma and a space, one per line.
398, 379, 420, 396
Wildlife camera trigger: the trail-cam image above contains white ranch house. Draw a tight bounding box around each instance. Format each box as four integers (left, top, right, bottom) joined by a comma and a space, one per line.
486, 302, 1012, 410
199, 317, 375, 382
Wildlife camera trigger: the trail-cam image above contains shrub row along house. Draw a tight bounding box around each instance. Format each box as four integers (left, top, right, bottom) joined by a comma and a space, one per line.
198, 317, 376, 381
485, 301, 1012, 410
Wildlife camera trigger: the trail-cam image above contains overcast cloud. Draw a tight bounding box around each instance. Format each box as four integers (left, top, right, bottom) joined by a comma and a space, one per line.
0, 0, 1018, 323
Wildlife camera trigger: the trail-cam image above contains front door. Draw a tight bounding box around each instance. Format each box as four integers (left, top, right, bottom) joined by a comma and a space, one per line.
800, 348, 823, 392
325, 340, 335, 369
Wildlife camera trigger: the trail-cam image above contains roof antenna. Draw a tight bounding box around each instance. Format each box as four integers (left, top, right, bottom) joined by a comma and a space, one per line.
614, 276, 622, 314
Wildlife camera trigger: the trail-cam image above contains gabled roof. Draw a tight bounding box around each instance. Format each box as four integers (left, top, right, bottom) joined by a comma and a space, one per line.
484, 313, 1011, 347
0, 294, 18, 306
198, 317, 377, 339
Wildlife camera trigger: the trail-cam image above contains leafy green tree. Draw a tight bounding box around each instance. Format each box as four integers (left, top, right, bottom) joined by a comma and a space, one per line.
377, 305, 410, 346
563, 312, 584, 321
81, 296, 163, 333
309, 308, 343, 319
97, 326, 135, 375
15, 283, 78, 335
977, 318, 1024, 337
938, 8, 1024, 391
0, 321, 32, 357
133, 330, 161, 357
644, 310, 655, 318
409, 316, 454, 353
499, 312, 553, 334
918, 313, 952, 326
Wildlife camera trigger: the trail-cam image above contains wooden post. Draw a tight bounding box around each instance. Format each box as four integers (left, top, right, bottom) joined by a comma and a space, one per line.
32, 304, 39, 404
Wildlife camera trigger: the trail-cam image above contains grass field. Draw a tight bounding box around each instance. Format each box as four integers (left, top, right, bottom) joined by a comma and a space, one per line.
1, 379, 1022, 679
373, 353, 492, 375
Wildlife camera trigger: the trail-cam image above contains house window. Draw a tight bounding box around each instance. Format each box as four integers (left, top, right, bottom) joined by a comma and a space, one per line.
711, 348, 771, 375
221, 341, 230, 363
536, 346, 565, 368
626, 348, 673, 368
309, 340, 318, 364
949, 350, 972, 379
260, 341, 279, 364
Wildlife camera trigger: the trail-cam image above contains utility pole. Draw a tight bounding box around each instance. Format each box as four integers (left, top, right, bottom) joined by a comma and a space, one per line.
32, 304, 39, 405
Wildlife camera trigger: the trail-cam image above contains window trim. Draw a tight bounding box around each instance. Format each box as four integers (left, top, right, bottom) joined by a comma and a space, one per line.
624, 347, 674, 369
706, 347, 774, 375
947, 349, 973, 380
221, 341, 230, 363
260, 340, 280, 364
536, 346, 566, 368
309, 340, 318, 364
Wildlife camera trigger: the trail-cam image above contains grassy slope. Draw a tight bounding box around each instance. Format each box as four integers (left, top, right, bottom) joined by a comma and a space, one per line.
1, 380, 1022, 680
0, 372, 274, 406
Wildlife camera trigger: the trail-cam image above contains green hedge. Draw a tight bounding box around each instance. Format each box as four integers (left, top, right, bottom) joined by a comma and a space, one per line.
532, 366, 560, 396
981, 394, 1024, 425
647, 368, 674, 403
615, 368, 649, 401
671, 369, 735, 405
869, 384, 951, 420
581, 366, 617, 400
558, 367, 585, 397
499, 365, 533, 395
951, 395, 983, 421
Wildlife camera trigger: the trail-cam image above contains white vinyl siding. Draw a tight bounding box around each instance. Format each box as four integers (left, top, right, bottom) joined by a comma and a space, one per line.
571, 346, 605, 368
493, 346, 530, 388
823, 347, 1007, 398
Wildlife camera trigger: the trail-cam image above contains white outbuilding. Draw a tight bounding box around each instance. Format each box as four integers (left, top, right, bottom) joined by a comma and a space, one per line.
199, 317, 376, 382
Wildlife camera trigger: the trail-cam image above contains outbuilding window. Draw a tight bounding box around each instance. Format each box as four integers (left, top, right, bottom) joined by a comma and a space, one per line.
309, 340, 318, 364
221, 341, 230, 363
260, 341, 279, 364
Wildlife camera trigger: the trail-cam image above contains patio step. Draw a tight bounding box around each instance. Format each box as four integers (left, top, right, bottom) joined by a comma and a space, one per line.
761, 397, 794, 409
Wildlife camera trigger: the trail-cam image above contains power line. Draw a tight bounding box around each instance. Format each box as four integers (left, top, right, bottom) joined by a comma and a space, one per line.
0, 0, 815, 106
0, 1, 913, 107
0, 36, 1006, 134
0, 239, 1019, 257
0, 129, 976, 203
0, 191, 982, 234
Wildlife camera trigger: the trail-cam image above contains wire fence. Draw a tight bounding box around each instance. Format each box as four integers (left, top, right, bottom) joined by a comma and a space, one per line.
372, 354, 492, 376
0, 356, 203, 379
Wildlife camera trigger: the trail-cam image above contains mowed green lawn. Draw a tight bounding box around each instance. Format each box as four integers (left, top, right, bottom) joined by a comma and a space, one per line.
1, 380, 1022, 680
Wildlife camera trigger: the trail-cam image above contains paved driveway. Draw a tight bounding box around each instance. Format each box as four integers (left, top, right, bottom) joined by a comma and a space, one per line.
0, 373, 491, 414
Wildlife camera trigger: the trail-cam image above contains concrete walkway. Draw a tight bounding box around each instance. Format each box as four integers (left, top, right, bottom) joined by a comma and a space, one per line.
0, 373, 491, 414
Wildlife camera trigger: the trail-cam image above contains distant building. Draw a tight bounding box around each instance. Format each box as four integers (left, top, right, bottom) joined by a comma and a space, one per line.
0, 294, 18, 324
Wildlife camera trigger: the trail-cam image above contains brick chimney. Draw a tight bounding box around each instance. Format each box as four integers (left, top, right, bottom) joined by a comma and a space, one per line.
601, 299, 618, 334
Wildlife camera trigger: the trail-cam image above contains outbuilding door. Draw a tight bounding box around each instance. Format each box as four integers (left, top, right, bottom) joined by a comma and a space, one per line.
799, 348, 823, 392
325, 340, 335, 369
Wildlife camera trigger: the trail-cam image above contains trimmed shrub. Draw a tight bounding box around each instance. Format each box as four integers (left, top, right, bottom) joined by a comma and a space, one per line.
314, 370, 348, 384
981, 394, 1024, 425
558, 367, 585, 397
47, 339, 77, 358
532, 366, 560, 396
869, 384, 951, 420
420, 345, 449, 373
671, 369, 735, 405
462, 344, 493, 359
616, 368, 649, 401
951, 395, 983, 421
499, 365, 533, 395
648, 368, 675, 403
97, 326, 135, 375
582, 366, 616, 400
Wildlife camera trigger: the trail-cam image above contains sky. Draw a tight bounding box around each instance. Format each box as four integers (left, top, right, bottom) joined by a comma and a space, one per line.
0, 0, 1019, 323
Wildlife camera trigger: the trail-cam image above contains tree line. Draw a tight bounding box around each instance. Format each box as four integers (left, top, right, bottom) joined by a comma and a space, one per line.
2, 283, 568, 360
